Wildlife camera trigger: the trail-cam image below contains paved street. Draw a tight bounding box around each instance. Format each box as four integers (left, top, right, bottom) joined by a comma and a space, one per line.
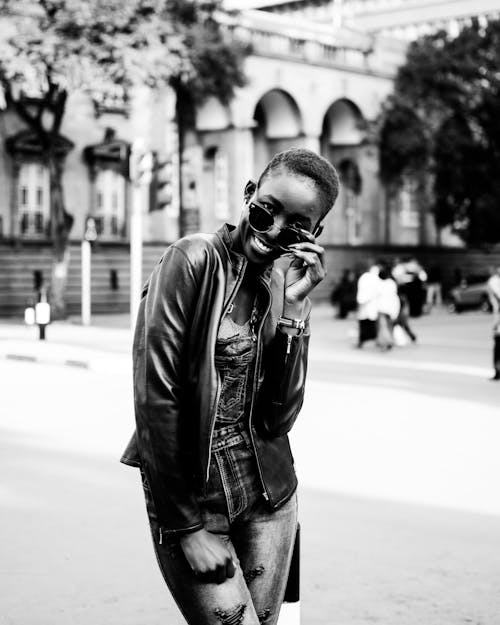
1, 306, 500, 625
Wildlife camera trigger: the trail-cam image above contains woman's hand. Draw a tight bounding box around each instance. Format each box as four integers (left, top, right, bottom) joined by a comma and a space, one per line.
179, 528, 236, 584
284, 236, 326, 307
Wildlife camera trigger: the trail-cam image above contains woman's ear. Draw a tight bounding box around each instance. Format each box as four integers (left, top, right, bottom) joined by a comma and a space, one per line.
244, 179, 257, 203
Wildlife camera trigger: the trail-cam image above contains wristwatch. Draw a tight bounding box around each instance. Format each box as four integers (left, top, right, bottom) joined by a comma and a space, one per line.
277, 316, 306, 335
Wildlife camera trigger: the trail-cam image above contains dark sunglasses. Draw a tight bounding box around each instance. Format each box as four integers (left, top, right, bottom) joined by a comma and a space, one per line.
248, 201, 323, 252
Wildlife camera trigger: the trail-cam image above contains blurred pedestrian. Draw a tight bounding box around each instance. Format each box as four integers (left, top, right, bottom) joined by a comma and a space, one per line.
392, 260, 417, 344
331, 268, 357, 319
120, 148, 340, 624
376, 264, 400, 351
402, 257, 427, 317
487, 265, 500, 381
356, 260, 380, 348
425, 264, 443, 311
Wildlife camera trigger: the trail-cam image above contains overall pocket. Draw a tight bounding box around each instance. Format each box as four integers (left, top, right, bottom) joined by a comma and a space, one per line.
215, 368, 248, 422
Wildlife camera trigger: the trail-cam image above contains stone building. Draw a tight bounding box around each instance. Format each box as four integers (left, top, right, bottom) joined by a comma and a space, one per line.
0, 0, 498, 315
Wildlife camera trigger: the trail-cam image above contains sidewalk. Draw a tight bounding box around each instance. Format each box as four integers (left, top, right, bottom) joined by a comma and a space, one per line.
0, 314, 133, 372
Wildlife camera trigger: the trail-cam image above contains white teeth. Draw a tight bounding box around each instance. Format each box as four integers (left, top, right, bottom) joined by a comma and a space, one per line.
253, 236, 273, 254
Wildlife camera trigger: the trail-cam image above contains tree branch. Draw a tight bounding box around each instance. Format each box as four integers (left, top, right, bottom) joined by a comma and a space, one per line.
0, 74, 42, 133
51, 88, 67, 135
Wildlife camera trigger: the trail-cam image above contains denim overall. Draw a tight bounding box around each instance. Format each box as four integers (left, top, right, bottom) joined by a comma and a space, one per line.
208, 313, 263, 522
141, 308, 297, 625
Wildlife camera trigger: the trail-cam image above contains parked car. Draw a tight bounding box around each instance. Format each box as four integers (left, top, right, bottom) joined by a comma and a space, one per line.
447, 275, 492, 313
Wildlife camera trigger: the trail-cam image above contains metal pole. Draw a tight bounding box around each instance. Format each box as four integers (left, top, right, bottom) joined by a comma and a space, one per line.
81, 239, 91, 326
130, 184, 143, 331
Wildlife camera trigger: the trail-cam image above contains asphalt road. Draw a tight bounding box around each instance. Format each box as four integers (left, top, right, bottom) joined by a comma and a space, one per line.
2, 307, 500, 625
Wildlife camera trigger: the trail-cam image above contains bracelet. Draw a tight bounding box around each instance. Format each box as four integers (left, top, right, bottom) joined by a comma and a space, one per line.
277, 316, 306, 334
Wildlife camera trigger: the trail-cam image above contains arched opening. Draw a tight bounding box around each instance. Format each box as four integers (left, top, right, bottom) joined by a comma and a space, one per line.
321, 98, 366, 156
321, 99, 366, 244
252, 89, 302, 176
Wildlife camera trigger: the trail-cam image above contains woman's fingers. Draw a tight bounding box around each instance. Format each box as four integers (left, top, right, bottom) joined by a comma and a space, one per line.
289, 241, 325, 257
289, 243, 325, 269
181, 529, 236, 584
289, 249, 326, 280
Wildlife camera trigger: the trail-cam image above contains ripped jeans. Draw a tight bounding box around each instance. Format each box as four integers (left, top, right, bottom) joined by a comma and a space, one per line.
141, 425, 298, 625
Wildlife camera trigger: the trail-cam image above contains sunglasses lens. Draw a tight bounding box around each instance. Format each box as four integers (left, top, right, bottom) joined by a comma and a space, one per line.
249, 203, 273, 232
278, 228, 304, 248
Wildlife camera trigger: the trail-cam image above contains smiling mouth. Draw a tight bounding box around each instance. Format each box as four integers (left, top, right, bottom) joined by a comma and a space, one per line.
252, 236, 274, 255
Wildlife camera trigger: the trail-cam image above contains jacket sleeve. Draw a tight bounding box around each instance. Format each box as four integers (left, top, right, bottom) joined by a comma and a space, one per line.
134, 245, 204, 536
257, 312, 311, 439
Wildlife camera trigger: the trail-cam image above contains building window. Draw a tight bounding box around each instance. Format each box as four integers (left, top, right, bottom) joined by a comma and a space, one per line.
338, 159, 362, 245
346, 189, 362, 245
399, 177, 419, 228
18, 163, 50, 238
94, 169, 125, 238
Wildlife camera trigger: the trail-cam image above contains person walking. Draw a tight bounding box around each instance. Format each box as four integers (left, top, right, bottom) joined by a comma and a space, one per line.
376, 263, 400, 351
425, 264, 443, 311
487, 265, 500, 381
331, 268, 357, 319
120, 148, 340, 625
401, 257, 427, 318
392, 259, 418, 344
356, 260, 381, 348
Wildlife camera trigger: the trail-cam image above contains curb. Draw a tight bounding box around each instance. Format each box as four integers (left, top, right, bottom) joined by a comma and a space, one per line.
0, 342, 130, 374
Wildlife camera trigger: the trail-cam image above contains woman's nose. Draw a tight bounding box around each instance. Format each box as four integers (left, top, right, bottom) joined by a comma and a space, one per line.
267, 215, 287, 237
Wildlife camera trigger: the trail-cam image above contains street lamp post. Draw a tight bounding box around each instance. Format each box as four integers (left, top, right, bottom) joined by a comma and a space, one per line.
81, 217, 97, 326
129, 140, 153, 331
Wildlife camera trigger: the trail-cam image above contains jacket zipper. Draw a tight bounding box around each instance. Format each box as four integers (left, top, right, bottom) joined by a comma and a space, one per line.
248, 276, 273, 503
205, 258, 247, 484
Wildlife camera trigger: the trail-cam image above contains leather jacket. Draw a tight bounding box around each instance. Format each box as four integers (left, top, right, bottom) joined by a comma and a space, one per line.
121, 224, 311, 536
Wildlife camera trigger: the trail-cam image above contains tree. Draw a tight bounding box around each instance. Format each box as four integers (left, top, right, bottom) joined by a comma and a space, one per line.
166, 1, 249, 236
0, 0, 249, 316
379, 17, 500, 245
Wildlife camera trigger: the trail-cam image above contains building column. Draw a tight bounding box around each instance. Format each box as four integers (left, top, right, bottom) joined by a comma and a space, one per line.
300, 135, 321, 154
10, 159, 21, 239
228, 127, 255, 223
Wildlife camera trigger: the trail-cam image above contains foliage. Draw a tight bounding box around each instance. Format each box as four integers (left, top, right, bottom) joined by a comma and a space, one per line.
0, 0, 249, 312
379, 17, 500, 245
379, 100, 428, 187
167, 2, 249, 137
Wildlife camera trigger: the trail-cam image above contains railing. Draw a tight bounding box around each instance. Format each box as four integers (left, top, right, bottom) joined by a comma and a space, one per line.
218, 9, 406, 75
94, 215, 124, 239
19, 211, 47, 237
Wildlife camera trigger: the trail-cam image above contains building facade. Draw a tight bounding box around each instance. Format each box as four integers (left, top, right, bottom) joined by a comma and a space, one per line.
0, 1, 497, 315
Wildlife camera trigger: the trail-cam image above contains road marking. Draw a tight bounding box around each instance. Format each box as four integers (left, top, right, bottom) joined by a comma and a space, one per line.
64, 359, 89, 369
6, 354, 37, 363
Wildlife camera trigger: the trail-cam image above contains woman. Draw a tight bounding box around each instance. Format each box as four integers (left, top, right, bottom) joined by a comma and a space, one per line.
121, 148, 339, 625
376, 263, 400, 350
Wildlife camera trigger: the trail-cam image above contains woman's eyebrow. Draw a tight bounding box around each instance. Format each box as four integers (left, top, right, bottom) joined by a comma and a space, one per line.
258, 194, 283, 210
258, 194, 313, 227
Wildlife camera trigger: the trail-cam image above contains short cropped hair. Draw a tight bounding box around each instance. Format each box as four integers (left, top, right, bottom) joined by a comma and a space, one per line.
257, 147, 340, 219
